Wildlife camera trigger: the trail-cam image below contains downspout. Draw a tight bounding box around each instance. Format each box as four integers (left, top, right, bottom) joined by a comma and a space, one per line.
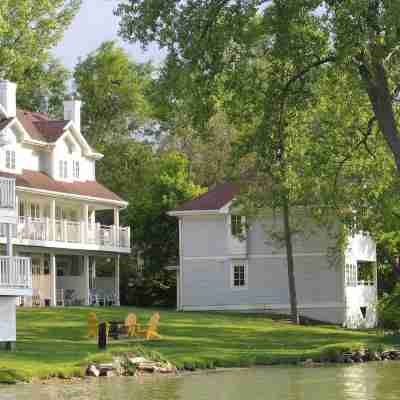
178, 218, 184, 311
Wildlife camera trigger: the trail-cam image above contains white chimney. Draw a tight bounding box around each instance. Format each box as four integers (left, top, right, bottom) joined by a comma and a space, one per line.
0, 80, 17, 118
63, 99, 82, 131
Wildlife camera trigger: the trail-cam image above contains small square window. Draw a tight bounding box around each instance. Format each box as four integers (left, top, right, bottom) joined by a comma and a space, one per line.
232, 262, 247, 289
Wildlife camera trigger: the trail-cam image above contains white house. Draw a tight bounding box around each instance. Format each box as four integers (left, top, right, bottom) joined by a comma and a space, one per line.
0, 80, 131, 310
0, 176, 32, 349
169, 182, 377, 328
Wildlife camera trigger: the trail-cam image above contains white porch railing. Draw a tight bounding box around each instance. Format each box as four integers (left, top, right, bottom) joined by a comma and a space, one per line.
7, 218, 131, 250
0, 177, 15, 209
0, 256, 32, 289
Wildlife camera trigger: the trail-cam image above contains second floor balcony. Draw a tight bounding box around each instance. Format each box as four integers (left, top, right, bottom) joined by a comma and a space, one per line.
0, 217, 131, 253
0, 256, 32, 296
0, 176, 17, 224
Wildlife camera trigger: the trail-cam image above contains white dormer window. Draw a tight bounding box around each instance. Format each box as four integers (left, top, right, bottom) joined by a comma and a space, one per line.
231, 215, 245, 237
73, 160, 80, 179
5, 150, 15, 169
59, 160, 68, 179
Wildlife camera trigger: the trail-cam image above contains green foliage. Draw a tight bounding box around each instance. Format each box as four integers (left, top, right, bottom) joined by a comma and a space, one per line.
0, 0, 80, 113
116, 0, 400, 300
378, 284, 400, 330
74, 41, 152, 145
96, 139, 203, 305
16, 57, 71, 118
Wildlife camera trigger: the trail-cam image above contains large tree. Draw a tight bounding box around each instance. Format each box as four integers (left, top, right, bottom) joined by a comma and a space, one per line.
74, 41, 152, 146
0, 0, 80, 112
97, 139, 203, 305
116, 0, 400, 175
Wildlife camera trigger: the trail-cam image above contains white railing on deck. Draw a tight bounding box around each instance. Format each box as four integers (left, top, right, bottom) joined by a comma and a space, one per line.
0, 256, 32, 288
0, 177, 15, 209
3, 218, 130, 250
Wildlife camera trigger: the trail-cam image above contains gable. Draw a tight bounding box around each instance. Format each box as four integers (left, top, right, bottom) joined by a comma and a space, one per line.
170, 183, 240, 214
56, 131, 81, 156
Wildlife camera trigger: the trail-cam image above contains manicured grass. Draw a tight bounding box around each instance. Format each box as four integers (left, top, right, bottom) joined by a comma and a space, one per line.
1, 307, 399, 381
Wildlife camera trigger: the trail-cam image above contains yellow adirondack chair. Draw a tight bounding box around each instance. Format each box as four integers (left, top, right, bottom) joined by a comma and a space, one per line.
137, 312, 161, 340
87, 312, 98, 338
125, 313, 137, 337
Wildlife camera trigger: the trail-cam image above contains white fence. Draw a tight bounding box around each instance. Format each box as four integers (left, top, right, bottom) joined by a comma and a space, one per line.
0, 256, 32, 289
5, 218, 131, 250
0, 177, 15, 209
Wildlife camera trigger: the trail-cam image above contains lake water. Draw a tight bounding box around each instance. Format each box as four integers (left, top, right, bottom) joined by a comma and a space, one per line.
1, 362, 400, 400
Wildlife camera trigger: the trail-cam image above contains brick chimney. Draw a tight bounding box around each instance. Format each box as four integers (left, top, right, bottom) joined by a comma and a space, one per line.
0, 80, 17, 118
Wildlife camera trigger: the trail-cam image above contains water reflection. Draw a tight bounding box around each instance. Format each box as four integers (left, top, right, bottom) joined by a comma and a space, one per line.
1, 362, 400, 400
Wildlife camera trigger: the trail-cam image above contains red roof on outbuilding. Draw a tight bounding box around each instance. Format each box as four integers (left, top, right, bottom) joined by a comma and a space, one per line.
173, 182, 240, 212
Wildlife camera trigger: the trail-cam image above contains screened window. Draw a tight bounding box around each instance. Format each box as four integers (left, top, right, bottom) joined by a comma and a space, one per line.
73, 160, 80, 179
232, 262, 247, 289
5, 150, 15, 169
231, 215, 244, 237
59, 160, 68, 178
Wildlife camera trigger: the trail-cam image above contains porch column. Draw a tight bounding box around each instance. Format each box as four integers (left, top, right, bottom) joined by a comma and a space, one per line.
91, 257, 96, 289
50, 253, 56, 307
50, 199, 56, 241
114, 207, 120, 246
82, 204, 89, 244
83, 255, 90, 305
6, 223, 12, 256
114, 255, 120, 306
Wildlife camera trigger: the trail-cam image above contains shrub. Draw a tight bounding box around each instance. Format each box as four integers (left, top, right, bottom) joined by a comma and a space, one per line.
378, 283, 400, 330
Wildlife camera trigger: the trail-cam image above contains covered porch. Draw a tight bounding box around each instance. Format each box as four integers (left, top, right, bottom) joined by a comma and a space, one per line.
19, 252, 120, 307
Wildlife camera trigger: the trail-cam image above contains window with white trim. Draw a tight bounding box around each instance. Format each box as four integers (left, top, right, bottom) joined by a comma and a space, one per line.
231, 262, 247, 289
5, 150, 16, 169
73, 160, 80, 179
231, 215, 245, 237
59, 160, 68, 179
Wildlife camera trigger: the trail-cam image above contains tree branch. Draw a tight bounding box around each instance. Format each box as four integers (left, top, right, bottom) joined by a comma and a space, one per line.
283, 55, 336, 94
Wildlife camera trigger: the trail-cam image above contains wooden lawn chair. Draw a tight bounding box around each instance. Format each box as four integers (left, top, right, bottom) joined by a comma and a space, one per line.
137, 312, 161, 340
125, 313, 137, 337
87, 312, 98, 338
32, 289, 42, 307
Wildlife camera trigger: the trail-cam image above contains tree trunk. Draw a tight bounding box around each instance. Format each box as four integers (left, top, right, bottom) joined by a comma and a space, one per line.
360, 59, 400, 174
282, 195, 300, 324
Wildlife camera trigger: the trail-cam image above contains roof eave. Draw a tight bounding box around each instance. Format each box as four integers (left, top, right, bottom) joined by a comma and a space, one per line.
17, 185, 128, 208
167, 208, 228, 217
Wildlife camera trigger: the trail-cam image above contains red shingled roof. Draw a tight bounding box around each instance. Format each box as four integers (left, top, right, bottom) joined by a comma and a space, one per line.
0, 169, 124, 203
173, 182, 240, 212
16, 110, 69, 143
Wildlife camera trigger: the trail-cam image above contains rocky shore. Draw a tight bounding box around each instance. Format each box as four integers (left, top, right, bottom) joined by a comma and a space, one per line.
302, 349, 400, 367
86, 354, 177, 378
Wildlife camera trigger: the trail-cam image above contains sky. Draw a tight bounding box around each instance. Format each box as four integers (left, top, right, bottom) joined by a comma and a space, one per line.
53, 0, 165, 71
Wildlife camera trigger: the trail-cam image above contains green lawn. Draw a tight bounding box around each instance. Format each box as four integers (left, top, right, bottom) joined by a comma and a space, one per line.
1, 307, 399, 381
